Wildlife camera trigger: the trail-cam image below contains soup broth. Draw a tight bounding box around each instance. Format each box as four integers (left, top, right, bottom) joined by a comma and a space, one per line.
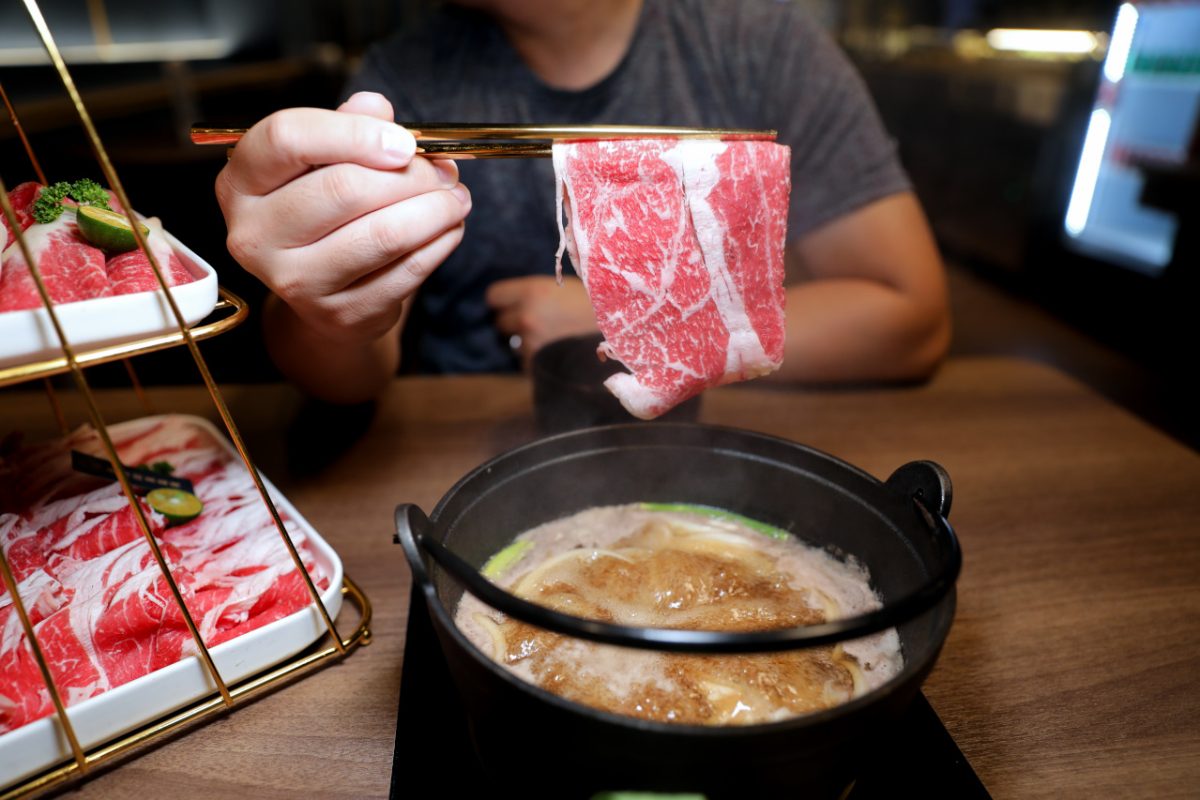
454, 504, 902, 726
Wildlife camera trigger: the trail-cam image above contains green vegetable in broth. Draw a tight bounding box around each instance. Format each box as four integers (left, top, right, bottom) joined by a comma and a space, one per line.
637, 503, 790, 540
481, 539, 534, 578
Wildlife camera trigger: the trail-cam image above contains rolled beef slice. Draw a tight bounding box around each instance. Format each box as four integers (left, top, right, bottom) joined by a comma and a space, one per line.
0, 210, 111, 312
105, 223, 195, 295
1, 182, 42, 253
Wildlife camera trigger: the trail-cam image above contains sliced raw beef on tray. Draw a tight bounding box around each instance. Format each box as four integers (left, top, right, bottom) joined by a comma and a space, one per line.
2, 537, 196, 728
554, 139, 790, 419
0, 416, 329, 735
0, 210, 111, 312
2, 490, 161, 584
1, 182, 41, 251
1, 182, 193, 312
106, 246, 194, 296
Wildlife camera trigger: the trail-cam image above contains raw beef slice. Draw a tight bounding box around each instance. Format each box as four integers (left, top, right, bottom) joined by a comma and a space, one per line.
554, 139, 790, 419
1, 182, 41, 252
106, 250, 194, 295
106, 218, 196, 295
0, 210, 111, 312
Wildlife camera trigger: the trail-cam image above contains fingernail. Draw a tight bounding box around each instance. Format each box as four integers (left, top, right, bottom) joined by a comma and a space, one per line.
381, 125, 415, 161
450, 183, 471, 209
433, 158, 459, 186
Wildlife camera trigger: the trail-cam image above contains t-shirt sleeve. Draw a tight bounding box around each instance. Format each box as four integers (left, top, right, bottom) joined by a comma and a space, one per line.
755, 9, 911, 240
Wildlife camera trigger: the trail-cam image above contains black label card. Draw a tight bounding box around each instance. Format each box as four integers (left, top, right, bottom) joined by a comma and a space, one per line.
70, 450, 195, 495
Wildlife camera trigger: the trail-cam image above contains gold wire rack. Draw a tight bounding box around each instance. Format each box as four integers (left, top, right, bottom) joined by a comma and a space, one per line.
0, 287, 248, 389
0, 1, 372, 796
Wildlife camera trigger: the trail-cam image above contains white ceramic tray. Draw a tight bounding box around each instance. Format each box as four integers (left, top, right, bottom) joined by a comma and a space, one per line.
0, 231, 219, 368
0, 416, 344, 790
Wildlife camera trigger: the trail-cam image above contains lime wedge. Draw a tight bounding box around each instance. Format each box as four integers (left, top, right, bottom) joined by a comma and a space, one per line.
76, 205, 148, 253
147, 488, 203, 525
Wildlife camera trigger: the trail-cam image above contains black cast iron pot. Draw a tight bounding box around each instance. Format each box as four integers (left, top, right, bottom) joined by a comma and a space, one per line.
394, 423, 960, 799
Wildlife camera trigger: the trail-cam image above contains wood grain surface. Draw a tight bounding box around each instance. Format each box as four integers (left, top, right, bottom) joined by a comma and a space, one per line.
1, 356, 1196, 799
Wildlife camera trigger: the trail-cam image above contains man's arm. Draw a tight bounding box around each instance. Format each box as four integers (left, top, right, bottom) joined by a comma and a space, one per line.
262, 295, 404, 404
773, 191, 950, 384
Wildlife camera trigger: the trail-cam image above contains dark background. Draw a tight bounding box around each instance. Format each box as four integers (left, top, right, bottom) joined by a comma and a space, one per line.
1, 0, 1195, 448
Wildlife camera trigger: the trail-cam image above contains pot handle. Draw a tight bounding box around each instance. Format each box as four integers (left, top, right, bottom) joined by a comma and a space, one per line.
885, 460, 952, 519
394, 503, 436, 599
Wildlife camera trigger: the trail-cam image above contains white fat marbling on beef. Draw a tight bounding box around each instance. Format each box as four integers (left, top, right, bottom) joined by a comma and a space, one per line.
0, 209, 112, 312
660, 141, 770, 378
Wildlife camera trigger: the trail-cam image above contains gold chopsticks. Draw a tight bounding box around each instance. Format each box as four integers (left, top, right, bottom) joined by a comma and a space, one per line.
190, 123, 777, 159
401, 123, 776, 140
420, 141, 552, 159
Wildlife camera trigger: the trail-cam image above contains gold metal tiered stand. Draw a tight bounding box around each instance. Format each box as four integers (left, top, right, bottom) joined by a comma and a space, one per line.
0, 2, 371, 797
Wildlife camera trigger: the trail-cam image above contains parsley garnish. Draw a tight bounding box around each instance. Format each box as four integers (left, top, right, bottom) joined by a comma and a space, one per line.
30, 179, 113, 224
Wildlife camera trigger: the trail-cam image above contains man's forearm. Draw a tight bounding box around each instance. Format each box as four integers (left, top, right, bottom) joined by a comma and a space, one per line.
770, 279, 951, 384
263, 294, 401, 404
772, 193, 951, 385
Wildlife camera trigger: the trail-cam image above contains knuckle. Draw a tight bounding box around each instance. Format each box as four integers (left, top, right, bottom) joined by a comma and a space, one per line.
398, 250, 427, 284
304, 292, 334, 317
353, 119, 385, 156
319, 166, 359, 213
225, 230, 255, 265
323, 295, 384, 338
518, 311, 539, 333
259, 112, 298, 156
272, 270, 306, 305
364, 214, 404, 260
214, 166, 250, 210
214, 169, 232, 207
324, 300, 357, 331
306, 293, 365, 336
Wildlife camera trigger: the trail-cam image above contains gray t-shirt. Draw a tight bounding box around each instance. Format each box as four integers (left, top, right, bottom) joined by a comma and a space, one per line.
346, 0, 909, 373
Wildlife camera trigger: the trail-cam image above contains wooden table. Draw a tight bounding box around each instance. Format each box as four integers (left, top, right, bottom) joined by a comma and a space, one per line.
2, 356, 1197, 799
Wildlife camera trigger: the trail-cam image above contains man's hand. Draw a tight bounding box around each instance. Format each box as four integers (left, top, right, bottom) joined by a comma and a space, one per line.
215, 92, 471, 346
212, 92, 473, 402
486, 275, 598, 362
